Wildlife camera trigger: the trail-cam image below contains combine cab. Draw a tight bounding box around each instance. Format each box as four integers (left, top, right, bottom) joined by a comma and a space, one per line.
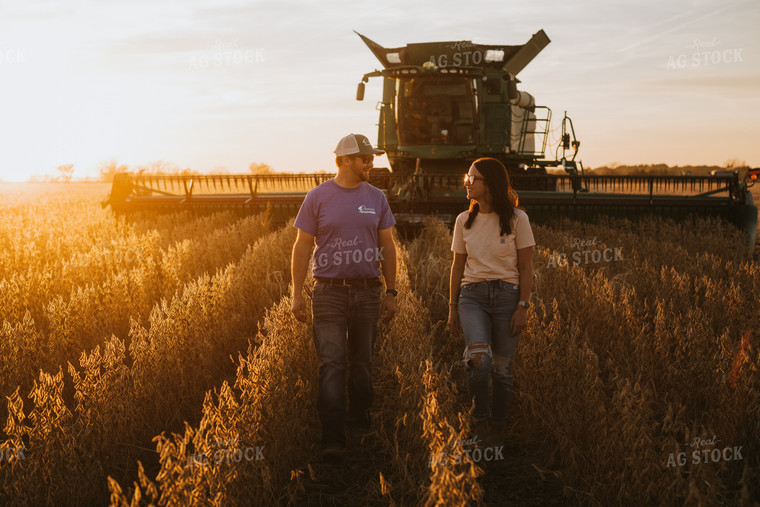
104, 31, 759, 252
354, 29, 558, 175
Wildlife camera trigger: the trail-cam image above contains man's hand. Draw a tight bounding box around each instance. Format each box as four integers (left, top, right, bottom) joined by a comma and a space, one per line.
510, 306, 527, 336
381, 294, 396, 322
292, 293, 308, 322
447, 306, 462, 337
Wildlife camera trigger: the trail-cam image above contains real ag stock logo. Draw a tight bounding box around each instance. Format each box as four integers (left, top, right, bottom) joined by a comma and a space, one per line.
666, 38, 743, 70
189, 39, 265, 70
546, 236, 624, 268
665, 434, 743, 468
427, 435, 504, 468
0, 48, 25, 64
185, 437, 265, 469
0, 445, 26, 462
70, 246, 142, 268
312, 235, 384, 268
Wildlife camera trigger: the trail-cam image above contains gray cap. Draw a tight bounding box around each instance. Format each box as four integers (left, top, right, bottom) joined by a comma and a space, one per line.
334, 134, 384, 156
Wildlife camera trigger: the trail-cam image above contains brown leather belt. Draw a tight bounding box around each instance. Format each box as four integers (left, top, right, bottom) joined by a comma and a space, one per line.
315, 277, 382, 288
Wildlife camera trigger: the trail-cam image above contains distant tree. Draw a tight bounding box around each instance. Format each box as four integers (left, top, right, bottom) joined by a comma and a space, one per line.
98, 159, 129, 182
57, 164, 74, 182
724, 158, 747, 170
249, 162, 275, 174
137, 160, 182, 175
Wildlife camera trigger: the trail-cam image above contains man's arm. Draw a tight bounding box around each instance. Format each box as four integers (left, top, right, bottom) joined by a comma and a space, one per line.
378, 226, 397, 321
378, 226, 396, 291
291, 228, 315, 322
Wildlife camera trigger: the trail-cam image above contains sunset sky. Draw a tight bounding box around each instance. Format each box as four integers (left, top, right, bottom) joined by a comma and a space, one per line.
0, 0, 758, 181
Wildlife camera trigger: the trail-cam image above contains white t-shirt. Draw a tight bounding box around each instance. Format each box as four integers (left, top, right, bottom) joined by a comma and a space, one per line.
451, 208, 535, 285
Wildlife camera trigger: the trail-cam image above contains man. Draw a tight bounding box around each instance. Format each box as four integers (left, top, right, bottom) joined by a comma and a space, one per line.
291, 133, 397, 463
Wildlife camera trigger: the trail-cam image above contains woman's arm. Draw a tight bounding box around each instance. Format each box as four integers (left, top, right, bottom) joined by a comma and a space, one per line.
516, 245, 533, 303
449, 252, 467, 304
447, 252, 467, 335
511, 245, 533, 335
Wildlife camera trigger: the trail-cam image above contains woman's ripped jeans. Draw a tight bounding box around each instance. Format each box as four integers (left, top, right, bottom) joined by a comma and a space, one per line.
458, 280, 520, 425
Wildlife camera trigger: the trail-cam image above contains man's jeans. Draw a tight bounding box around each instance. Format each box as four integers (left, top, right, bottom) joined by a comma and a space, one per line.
458, 280, 521, 425
311, 282, 382, 445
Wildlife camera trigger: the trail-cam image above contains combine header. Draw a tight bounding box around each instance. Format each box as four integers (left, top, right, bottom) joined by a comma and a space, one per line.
104, 172, 333, 224
104, 30, 759, 252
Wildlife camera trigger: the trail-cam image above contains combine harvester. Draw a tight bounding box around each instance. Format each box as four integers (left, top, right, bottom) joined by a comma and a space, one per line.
104, 30, 759, 252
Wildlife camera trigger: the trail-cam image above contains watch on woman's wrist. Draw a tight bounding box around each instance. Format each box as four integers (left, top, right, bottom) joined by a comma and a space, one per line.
385, 289, 398, 297
518, 300, 530, 309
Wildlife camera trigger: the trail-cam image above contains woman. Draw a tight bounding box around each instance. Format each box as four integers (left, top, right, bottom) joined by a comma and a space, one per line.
447, 157, 534, 447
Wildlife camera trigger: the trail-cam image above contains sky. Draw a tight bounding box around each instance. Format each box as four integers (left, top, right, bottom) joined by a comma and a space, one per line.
0, 0, 758, 181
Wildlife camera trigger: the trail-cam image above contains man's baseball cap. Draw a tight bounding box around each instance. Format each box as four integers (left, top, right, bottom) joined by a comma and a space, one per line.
334, 134, 384, 156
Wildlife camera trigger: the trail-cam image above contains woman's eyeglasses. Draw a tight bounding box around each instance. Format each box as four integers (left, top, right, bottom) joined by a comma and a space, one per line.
464, 174, 484, 185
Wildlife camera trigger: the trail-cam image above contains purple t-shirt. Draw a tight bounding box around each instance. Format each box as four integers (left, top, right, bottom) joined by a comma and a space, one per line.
294, 179, 396, 278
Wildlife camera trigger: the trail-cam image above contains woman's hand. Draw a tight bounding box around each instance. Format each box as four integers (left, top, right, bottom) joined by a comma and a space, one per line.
510, 306, 527, 336
447, 306, 462, 336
